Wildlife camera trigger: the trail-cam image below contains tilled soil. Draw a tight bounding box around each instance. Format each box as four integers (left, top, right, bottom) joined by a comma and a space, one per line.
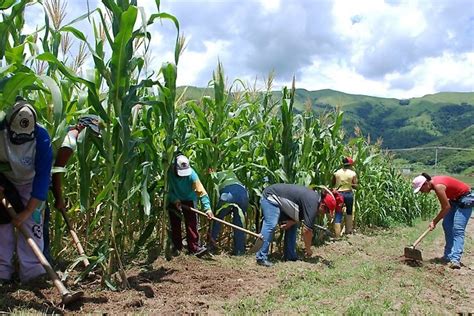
1, 219, 473, 314
0, 254, 276, 314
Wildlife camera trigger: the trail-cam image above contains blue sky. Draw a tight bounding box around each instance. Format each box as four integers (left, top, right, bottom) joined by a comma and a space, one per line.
24, 0, 474, 98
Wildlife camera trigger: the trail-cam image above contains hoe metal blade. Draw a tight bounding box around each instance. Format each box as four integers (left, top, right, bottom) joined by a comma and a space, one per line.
404, 246, 423, 261
62, 291, 84, 306
248, 236, 264, 253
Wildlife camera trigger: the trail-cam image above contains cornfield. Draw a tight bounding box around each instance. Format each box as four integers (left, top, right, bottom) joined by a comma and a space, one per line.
0, 0, 436, 288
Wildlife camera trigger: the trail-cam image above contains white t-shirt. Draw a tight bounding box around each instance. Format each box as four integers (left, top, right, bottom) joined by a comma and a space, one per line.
61, 129, 78, 151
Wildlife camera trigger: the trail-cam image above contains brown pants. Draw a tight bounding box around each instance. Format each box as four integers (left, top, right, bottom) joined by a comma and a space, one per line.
168, 201, 200, 253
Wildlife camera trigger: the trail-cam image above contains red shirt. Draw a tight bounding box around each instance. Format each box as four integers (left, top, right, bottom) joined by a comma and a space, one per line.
432, 176, 470, 200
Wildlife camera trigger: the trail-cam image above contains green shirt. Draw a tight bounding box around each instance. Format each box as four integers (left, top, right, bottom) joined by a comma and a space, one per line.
168, 168, 211, 210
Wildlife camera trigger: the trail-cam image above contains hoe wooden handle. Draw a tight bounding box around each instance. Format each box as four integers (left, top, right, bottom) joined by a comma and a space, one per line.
412, 228, 431, 248
0, 196, 71, 297
182, 205, 262, 239
59, 207, 90, 267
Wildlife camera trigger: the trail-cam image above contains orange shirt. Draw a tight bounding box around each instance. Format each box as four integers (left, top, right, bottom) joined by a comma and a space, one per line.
432, 176, 470, 200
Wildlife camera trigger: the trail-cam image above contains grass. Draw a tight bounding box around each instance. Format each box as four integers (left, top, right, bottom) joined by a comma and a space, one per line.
411, 92, 474, 105
224, 219, 471, 315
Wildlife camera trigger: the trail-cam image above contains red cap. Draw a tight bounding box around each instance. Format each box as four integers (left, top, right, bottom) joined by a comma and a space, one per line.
322, 194, 336, 212
343, 157, 354, 166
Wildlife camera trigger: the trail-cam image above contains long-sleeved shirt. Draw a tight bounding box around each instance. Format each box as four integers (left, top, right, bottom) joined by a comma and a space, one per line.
168, 168, 211, 210
0, 122, 53, 201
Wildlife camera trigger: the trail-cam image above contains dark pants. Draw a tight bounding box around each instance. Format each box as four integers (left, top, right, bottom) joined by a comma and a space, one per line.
0, 173, 24, 224
168, 200, 200, 253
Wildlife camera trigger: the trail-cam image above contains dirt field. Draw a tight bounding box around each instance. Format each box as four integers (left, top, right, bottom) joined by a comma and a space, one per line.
1, 218, 473, 314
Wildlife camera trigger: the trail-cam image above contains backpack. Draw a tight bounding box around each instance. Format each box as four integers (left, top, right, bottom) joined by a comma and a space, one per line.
333, 190, 345, 212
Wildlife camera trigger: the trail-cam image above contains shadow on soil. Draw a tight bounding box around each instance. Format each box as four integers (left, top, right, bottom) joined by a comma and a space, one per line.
403, 259, 423, 267
1, 293, 64, 314
303, 255, 335, 268
65, 295, 109, 312
127, 267, 178, 298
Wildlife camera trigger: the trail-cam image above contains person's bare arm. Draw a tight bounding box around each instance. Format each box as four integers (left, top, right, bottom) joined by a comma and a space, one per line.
280, 219, 296, 230
11, 197, 42, 227
429, 184, 450, 230
352, 175, 358, 189
303, 225, 313, 257
52, 147, 74, 210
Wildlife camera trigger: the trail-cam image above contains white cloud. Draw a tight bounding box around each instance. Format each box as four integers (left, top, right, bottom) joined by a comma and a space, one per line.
297, 58, 391, 98
177, 39, 231, 85
11, 0, 474, 97
23, 4, 44, 34
257, 0, 281, 13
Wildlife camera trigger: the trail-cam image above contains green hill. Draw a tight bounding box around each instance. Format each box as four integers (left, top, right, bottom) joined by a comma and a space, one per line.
294, 89, 474, 174
411, 92, 474, 105
283, 89, 473, 150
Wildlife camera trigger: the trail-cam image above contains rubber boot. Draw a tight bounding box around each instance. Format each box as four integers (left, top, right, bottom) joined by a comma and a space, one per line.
345, 215, 353, 234
334, 223, 342, 238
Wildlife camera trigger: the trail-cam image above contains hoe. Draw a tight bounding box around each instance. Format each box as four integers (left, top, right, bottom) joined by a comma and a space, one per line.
182, 205, 264, 252
404, 228, 431, 261
1, 195, 83, 306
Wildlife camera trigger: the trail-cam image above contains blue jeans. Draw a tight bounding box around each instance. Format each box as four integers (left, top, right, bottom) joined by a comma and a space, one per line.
256, 197, 299, 262
442, 201, 472, 263
334, 211, 343, 224
340, 191, 354, 215
210, 184, 248, 255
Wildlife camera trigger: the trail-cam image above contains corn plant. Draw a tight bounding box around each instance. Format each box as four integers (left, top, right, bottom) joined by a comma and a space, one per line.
1, 0, 183, 286
0, 0, 438, 287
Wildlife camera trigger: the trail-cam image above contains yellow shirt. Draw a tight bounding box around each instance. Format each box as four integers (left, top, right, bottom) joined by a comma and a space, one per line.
334, 168, 357, 192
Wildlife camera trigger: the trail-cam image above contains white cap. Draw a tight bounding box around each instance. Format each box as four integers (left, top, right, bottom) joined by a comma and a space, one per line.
176, 155, 192, 177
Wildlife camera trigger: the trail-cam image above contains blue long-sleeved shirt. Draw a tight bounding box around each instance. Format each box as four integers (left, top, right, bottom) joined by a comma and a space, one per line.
32, 125, 53, 200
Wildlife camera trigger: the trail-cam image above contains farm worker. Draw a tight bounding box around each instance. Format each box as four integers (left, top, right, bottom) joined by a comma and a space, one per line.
412, 173, 473, 269
255, 184, 336, 267
319, 189, 345, 238
208, 169, 249, 255
332, 157, 358, 235
168, 153, 213, 257
0, 98, 53, 283
43, 115, 102, 262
